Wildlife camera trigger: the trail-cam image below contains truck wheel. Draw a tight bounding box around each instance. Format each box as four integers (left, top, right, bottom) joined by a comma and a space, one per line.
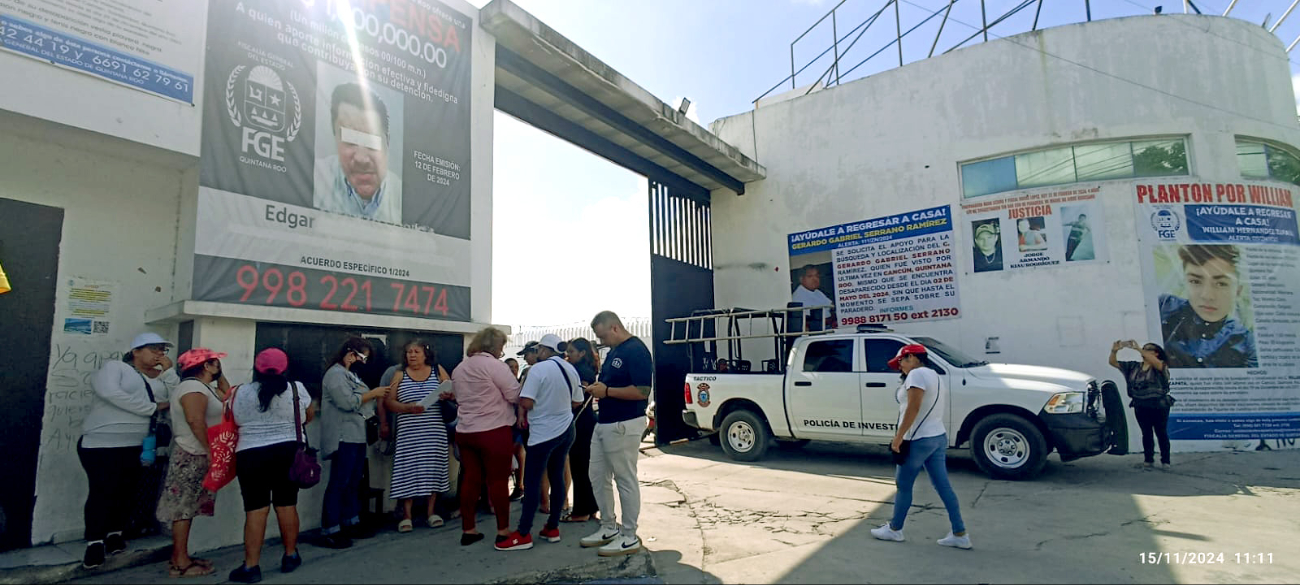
719, 410, 770, 462
708, 434, 722, 446
971, 414, 1048, 480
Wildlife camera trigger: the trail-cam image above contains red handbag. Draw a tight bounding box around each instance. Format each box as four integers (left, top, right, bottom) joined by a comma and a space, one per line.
202, 386, 240, 491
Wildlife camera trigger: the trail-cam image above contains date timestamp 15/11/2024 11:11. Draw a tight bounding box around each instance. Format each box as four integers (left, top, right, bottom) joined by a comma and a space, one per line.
1139, 553, 1272, 565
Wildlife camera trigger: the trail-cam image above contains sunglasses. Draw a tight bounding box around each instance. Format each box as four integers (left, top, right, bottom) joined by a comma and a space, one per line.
351, 350, 368, 363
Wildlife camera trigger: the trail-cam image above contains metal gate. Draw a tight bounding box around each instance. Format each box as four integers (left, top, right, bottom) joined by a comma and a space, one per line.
649, 180, 714, 443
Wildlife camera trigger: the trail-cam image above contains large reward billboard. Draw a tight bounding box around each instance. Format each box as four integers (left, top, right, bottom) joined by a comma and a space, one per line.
788, 206, 961, 327
1133, 181, 1300, 440
195, 0, 473, 321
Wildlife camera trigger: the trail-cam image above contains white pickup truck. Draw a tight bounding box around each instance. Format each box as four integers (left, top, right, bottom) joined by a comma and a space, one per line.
680, 327, 1117, 480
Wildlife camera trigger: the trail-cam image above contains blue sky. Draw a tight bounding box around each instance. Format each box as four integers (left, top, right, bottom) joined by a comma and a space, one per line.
478, 0, 1300, 327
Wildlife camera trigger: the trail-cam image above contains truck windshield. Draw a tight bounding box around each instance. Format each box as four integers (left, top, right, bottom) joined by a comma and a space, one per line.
911, 336, 988, 368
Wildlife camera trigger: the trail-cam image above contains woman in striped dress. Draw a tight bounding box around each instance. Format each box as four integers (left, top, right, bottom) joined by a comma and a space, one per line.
383, 340, 451, 533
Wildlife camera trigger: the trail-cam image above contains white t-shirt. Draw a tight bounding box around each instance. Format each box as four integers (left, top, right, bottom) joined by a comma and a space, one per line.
793, 285, 833, 308
897, 367, 945, 440
170, 379, 225, 455
519, 357, 584, 446
232, 381, 313, 452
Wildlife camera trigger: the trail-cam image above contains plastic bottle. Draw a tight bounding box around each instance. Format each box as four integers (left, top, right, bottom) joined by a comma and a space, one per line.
140, 433, 157, 466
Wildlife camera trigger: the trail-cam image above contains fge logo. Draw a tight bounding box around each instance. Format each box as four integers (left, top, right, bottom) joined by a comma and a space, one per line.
226, 65, 301, 162
1150, 208, 1182, 240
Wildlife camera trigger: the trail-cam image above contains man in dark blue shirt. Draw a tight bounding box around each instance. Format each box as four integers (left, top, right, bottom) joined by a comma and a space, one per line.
579, 311, 653, 557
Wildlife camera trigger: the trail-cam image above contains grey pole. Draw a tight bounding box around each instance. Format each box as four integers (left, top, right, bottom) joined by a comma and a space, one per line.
894, 0, 904, 66
981, 0, 989, 43
930, 0, 955, 58
1222, 0, 1239, 17
1271, 0, 1300, 33
832, 10, 841, 85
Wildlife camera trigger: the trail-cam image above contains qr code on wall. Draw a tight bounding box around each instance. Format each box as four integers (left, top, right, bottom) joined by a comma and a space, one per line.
92, 321, 110, 335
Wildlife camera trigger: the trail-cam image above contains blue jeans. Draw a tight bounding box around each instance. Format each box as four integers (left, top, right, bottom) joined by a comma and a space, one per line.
322, 442, 367, 534
519, 426, 575, 537
890, 433, 965, 534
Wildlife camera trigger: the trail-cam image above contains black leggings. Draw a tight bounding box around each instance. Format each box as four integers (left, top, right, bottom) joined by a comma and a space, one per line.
1133, 406, 1170, 464
77, 440, 143, 541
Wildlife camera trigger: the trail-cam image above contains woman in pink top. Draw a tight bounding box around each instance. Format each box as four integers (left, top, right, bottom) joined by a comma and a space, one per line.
449, 327, 521, 547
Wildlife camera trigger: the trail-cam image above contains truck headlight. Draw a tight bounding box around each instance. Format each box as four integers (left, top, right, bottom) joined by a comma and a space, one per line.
1045, 392, 1084, 414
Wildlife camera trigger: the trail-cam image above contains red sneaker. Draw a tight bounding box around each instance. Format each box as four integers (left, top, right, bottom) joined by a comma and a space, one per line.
539, 526, 561, 543
494, 532, 533, 551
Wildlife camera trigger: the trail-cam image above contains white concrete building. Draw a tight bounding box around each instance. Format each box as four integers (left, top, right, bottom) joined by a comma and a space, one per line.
710, 15, 1300, 453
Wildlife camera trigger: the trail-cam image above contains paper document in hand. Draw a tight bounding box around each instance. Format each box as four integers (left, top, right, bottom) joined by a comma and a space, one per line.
418, 379, 452, 408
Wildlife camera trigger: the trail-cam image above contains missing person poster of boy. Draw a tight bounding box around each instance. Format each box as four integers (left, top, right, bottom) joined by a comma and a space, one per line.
960, 185, 1109, 273
1133, 180, 1300, 441
788, 206, 960, 327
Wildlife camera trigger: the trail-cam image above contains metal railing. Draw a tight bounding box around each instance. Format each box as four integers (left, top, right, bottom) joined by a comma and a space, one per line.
754, 0, 1292, 105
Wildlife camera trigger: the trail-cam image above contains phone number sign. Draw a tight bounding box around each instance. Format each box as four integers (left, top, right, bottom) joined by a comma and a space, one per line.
193, 255, 470, 321
1, 14, 194, 102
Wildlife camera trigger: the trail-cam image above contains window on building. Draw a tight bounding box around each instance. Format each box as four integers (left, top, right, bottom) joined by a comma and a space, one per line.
961, 138, 1190, 198
1237, 139, 1300, 186
1016, 146, 1076, 188
960, 157, 1016, 198
1074, 142, 1134, 181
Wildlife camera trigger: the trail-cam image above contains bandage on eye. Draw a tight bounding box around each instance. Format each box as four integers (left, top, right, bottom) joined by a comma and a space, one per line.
341, 127, 384, 150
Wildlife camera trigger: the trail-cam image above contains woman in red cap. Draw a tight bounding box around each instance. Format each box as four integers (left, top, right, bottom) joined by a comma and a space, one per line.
871, 344, 971, 549
228, 348, 314, 583
157, 348, 230, 577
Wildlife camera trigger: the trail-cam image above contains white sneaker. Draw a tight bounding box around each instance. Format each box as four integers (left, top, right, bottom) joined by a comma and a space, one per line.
580, 526, 620, 548
937, 532, 972, 549
870, 523, 905, 542
598, 534, 642, 557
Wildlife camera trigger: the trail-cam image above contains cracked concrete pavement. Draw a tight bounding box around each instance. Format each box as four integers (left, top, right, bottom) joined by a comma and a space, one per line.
634, 441, 1300, 584
54, 441, 1297, 584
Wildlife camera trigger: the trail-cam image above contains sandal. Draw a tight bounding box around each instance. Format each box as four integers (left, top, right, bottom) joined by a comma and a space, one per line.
559, 511, 590, 523
190, 558, 214, 569
427, 515, 444, 528
168, 562, 215, 578
398, 519, 414, 533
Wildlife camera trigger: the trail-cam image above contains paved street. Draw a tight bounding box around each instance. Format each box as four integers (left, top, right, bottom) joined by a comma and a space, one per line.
68, 441, 1299, 584
638, 441, 1300, 584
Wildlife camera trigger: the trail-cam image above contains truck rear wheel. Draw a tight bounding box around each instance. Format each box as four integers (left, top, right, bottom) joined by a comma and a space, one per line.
719, 410, 770, 462
971, 413, 1048, 480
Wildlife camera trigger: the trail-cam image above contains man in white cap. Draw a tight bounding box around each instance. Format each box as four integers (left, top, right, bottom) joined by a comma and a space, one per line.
79, 332, 179, 569
495, 334, 583, 551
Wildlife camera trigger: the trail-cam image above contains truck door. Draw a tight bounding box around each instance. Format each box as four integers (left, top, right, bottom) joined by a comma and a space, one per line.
787, 338, 861, 439
861, 339, 907, 440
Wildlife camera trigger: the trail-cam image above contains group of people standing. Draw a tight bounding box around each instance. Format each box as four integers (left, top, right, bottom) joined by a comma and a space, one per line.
77, 310, 653, 582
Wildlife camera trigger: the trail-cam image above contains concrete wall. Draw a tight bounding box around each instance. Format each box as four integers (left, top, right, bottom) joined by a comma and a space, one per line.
0, 111, 192, 544
709, 15, 1300, 451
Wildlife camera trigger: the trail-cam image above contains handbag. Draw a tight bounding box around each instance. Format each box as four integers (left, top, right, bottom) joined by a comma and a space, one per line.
203, 385, 240, 491
136, 371, 172, 466
365, 414, 381, 445
891, 376, 941, 466
288, 382, 322, 489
